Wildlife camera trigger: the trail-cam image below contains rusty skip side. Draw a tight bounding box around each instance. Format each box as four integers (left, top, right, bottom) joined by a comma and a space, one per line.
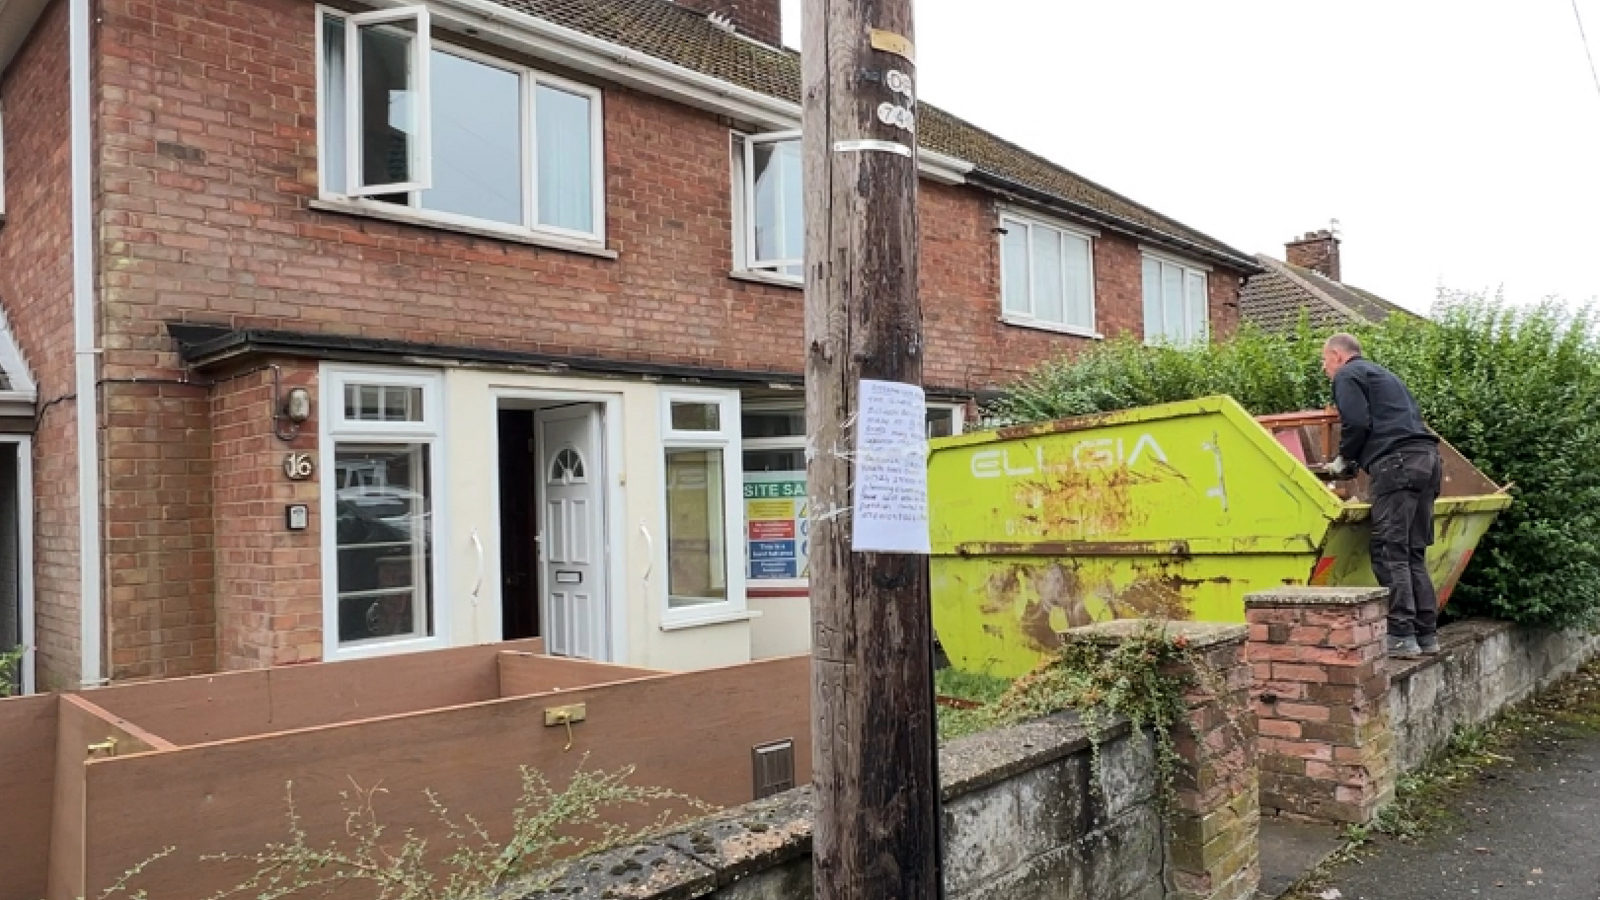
929, 396, 1512, 677
951, 535, 1328, 558
955, 540, 1193, 558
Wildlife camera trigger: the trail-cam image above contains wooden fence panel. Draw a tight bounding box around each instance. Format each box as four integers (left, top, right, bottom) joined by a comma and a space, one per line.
0, 694, 57, 900
496, 652, 661, 696
49, 696, 172, 900
78, 655, 811, 900
82, 638, 545, 745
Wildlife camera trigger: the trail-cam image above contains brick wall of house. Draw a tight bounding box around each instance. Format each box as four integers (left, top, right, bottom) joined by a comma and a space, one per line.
93, 0, 1246, 389
0, 0, 84, 689
1210, 266, 1243, 339
918, 192, 1230, 389
101, 381, 216, 680
71, 0, 1250, 674
210, 362, 321, 670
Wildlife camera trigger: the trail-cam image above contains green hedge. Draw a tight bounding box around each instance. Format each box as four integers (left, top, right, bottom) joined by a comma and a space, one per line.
988, 296, 1600, 630
0, 645, 22, 698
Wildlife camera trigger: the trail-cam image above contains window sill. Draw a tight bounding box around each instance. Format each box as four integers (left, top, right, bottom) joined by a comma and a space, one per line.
659, 608, 763, 632
730, 269, 804, 291
323, 635, 450, 663
998, 316, 1103, 340
309, 198, 619, 260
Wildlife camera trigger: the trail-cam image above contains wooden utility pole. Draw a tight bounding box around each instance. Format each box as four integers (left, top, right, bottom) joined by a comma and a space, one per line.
802, 0, 938, 898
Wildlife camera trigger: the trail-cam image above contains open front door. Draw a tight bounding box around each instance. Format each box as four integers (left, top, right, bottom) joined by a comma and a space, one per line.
535, 405, 608, 660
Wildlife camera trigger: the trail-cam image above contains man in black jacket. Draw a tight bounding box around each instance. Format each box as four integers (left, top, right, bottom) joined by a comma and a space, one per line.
1322, 333, 1442, 658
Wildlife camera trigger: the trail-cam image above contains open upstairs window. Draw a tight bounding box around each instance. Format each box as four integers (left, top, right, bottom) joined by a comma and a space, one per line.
318, 5, 604, 243
732, 131, 803, 281
343, 7, 432, 198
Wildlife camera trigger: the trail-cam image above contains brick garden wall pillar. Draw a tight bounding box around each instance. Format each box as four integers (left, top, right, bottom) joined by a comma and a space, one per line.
1245, 587, 1395, 825
1064, 620, 1259, 900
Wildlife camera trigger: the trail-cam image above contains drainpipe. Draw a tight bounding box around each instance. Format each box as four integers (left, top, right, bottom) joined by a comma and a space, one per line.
70, 0, 104, 687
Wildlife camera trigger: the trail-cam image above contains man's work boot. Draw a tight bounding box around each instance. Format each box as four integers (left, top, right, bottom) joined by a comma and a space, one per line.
1417, 634, 1441, 656
1387, 635, 1423, 658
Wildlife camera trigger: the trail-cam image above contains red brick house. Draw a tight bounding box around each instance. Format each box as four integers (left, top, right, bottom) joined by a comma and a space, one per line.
0, 0, 1258, 690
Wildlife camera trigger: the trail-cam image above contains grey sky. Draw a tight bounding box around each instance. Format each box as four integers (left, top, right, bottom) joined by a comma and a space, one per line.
781, 0, 1600, 313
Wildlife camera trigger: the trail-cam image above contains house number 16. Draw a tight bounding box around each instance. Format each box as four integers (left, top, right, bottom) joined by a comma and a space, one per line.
284, 452, 315, 481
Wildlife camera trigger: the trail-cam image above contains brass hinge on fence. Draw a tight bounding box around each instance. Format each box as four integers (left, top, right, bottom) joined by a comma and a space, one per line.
87, 737, 118, 758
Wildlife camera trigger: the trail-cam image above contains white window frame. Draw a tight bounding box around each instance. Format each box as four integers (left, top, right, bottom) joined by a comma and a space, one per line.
926, 402, 967, 439
658, 388, 749, 629
739, 403, 811, 594
731, 130, 804, 283
343, 6, 434, 197
315, 5, 607, 246
320, 365, 450, 661
0, 435, 33, 694
998, 211, 1099, 337
1141, 249, 1211, 346
737, 400, 962, 595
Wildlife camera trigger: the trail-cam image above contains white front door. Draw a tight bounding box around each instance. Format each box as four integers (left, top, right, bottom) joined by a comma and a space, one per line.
536, 405, 608, 660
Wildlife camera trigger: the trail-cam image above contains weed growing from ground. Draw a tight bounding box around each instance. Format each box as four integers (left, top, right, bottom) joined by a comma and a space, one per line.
94, 758, 709, 900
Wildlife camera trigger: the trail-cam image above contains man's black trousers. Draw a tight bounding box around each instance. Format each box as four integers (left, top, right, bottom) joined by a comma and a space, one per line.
1368, 447, 1443, 638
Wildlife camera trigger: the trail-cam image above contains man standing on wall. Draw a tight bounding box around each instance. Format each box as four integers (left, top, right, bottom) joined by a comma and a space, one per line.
1321, 333, 1443, 658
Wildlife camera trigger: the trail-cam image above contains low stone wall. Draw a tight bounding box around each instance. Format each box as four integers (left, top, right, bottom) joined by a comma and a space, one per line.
518, 622, 1257, 900
1388, 620, 1600, 772
505, 602, 1599, 900
521, 715, 1163, 900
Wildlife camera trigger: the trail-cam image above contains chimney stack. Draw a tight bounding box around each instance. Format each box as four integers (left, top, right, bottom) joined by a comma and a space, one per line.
670, 0, 783, 47
1285, 229, 1341, 282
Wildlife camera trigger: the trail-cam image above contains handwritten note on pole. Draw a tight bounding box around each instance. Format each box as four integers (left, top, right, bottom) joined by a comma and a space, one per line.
851, 379, 931, 554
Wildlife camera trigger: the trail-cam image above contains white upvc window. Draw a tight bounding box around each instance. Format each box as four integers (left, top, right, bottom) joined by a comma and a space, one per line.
321, 366, 447, 659
1142, 251, 1210, 345
925, 403, 967, 439
731, 131, 804, 281
317, 6, 605, 243
659, 389, 748, 627
1000, 212, 1097, 335
739, 401, 963, 593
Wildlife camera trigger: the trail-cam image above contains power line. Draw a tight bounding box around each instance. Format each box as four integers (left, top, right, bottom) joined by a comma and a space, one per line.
1574, 0, 1600, 105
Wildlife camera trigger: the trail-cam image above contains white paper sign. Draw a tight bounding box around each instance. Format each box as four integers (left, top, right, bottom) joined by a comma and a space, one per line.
851, 379, 931, 554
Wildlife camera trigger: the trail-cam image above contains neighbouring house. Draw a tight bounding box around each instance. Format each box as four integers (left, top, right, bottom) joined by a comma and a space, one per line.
1241, 229, 1421, 333
0, 0, 1259, 691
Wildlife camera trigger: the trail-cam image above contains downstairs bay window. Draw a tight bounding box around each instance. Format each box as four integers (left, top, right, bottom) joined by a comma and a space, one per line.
740, 402, 964, 594
321, 368, 446, 658
660, 391, 749, 627
317, 5, 604, 243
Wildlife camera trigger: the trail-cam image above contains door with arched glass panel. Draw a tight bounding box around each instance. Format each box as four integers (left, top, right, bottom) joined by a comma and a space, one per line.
535, 405, 607, 659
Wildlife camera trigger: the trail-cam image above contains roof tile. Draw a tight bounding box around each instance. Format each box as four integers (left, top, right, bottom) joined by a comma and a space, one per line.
1241, 255, 1420, 333
488, 0, 1253, 267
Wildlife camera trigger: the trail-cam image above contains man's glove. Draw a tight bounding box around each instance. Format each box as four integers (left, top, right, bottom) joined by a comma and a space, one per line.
1326, 455, 1356, 480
